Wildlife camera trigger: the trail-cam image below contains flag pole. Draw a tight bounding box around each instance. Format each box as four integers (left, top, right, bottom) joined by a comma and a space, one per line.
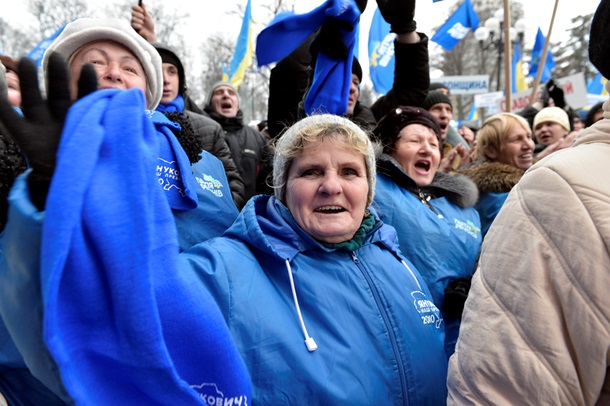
529, 0, 560, 105
503, 0, 512, 112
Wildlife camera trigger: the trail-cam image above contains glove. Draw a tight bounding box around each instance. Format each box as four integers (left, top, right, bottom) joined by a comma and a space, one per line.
309, 17, 354, 60
545, 79, 566, 109
443, 277, 471, 319
376, 0, 417, 34
0, 52, 97, 209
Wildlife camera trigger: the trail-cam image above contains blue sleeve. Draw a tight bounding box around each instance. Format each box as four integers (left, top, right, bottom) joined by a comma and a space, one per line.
0, 173, 72, 403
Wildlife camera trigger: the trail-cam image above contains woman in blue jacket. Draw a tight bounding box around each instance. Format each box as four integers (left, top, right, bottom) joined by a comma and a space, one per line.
1, 67, 448, 405
372, 106, 482, 358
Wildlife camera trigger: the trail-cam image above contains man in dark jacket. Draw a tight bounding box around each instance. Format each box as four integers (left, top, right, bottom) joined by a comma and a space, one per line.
204, 82, 270, 202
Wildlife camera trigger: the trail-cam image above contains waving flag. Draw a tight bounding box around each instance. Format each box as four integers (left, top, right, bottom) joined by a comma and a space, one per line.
528, 28, 555, 83
228, 0, 253, 89
431, 0, 480, 51
368, 7, 396, 94
511, 41, 528, 93
27, 23, 68, 67
587, 72, 608, 95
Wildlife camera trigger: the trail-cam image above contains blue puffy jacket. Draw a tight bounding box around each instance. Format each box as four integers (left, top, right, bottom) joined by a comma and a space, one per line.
182, 195, 448, 405
374, 155, 482, 358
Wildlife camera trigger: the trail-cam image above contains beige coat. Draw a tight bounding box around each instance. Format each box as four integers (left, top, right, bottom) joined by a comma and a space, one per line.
447, 115, 610, 405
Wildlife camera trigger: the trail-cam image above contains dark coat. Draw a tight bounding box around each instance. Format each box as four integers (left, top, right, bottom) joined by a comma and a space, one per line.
184, 111, 246, 210
203, 109, 270, 203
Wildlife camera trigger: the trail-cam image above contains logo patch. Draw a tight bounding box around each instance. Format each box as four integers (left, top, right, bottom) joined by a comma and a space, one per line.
411, 291, 443, 329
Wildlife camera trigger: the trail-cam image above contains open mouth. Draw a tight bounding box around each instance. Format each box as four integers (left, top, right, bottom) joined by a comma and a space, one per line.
414, 160, 431, 172
221, 102, 232, 109
315, 206, 346, 213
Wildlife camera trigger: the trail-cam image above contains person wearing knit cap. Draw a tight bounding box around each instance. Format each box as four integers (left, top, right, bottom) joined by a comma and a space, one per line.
429, 82, 451, 97
152, 42, 246, 210
423, 90, 471, 171
532, 106, 580, 159
447, 1, 610, 403
0, 18, 253, 405
372, 106, 481, 359
204, 81, 270, 203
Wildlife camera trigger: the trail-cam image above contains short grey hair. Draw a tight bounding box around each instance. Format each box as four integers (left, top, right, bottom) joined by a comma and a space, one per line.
273, 114, 376, 207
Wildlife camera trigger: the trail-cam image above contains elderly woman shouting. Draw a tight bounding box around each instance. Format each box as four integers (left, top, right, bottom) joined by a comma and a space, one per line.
0, 51, 448, 406
459, 112, 535, 237
372, 106, 482, 359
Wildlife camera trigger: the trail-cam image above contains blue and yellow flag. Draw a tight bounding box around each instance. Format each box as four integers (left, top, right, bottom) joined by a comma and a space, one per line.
27, 23, 68, 67
431, 0, 480, 51
587, 72, 608, 96
368, 7, 395, 95
511, 41, 528, 93
528, 28, 555, 83
228, 0, 253, 89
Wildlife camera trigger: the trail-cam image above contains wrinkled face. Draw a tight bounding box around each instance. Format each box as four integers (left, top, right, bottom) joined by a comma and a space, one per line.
285, 137, 369, 244
161, 62, 179, 104
210, 85, 239, 118
427, 103, 452, 140
491, 124, 535, 171
534, 121, 566, 145
6, 70, 21, 108
346, 74, 360, 115
389, 124, 441, 187
70, 41, 147, 100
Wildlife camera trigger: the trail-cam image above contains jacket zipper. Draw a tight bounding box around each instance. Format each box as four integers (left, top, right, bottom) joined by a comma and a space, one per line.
351, 251, 409, 405
417, 189, 443, 219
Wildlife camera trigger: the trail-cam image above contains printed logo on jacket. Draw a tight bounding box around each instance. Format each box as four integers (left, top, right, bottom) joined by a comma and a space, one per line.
411, 291, 443, 329
191, 382, 249, 406
454, 219, 480, 239
196, 173, 225, 198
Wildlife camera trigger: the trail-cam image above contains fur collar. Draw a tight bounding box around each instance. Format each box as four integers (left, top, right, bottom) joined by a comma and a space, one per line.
376, 153, 479, 208
458, 161, 525, 194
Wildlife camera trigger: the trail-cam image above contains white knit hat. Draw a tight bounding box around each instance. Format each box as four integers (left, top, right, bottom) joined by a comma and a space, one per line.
273, 114, 376, 207
42, 18, 162, 110
533, 106, 570, 132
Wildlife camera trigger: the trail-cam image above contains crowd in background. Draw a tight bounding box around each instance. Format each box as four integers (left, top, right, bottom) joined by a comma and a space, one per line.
0, 0, 609, 404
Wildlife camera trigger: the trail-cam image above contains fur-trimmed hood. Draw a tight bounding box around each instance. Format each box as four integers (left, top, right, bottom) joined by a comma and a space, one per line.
376, 153, 478, 208
459, 161, 525, 194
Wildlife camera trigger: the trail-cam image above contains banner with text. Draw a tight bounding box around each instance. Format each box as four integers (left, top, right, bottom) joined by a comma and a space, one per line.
434, 75, 489, 95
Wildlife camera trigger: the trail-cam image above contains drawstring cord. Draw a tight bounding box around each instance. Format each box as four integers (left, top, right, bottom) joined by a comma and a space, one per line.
285, 259, 318, 352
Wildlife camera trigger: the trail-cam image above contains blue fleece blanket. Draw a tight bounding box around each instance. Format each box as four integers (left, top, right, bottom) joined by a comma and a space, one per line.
256, 0, 360, 116
40, 89, 251, 404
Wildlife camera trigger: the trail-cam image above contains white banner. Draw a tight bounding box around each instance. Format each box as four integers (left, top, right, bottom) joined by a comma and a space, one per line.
436, 75, 490, 95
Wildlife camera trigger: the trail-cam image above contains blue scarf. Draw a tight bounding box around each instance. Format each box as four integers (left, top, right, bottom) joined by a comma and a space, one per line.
156, 94, 185, 113
256, 0, 360, 116
40, 88, 251, 404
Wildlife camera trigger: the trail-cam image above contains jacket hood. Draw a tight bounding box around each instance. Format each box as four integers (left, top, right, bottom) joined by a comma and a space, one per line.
459, 161, 525, 194
377, 153, 479, 208
223, 194, 402, 262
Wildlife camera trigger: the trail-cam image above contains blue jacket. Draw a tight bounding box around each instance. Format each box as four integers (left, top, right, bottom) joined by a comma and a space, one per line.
0, 90, 250, 405
182, 194, 448, 405
374, 155, 482, 358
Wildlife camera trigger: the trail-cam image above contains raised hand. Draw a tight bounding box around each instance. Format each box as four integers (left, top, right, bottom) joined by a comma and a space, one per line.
131, 3, 158, 42
0, 52, 97, 208
376, 0, 417, 34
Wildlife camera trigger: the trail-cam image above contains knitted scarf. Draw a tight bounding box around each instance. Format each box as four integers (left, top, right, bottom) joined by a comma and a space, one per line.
40, 89, 251, 404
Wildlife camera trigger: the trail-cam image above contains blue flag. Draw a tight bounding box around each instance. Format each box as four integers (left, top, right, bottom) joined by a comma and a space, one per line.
27, 23, 68, 67
228, 0, 253, 89
431, 0, 479, 51
512, 41, 527, 93
368, 7, 395, 95
528, 28, 555, 83
587, 72, 608, 95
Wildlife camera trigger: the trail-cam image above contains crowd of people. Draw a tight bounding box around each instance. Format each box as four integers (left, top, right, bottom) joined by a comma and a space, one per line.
0, 0, 609, 404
